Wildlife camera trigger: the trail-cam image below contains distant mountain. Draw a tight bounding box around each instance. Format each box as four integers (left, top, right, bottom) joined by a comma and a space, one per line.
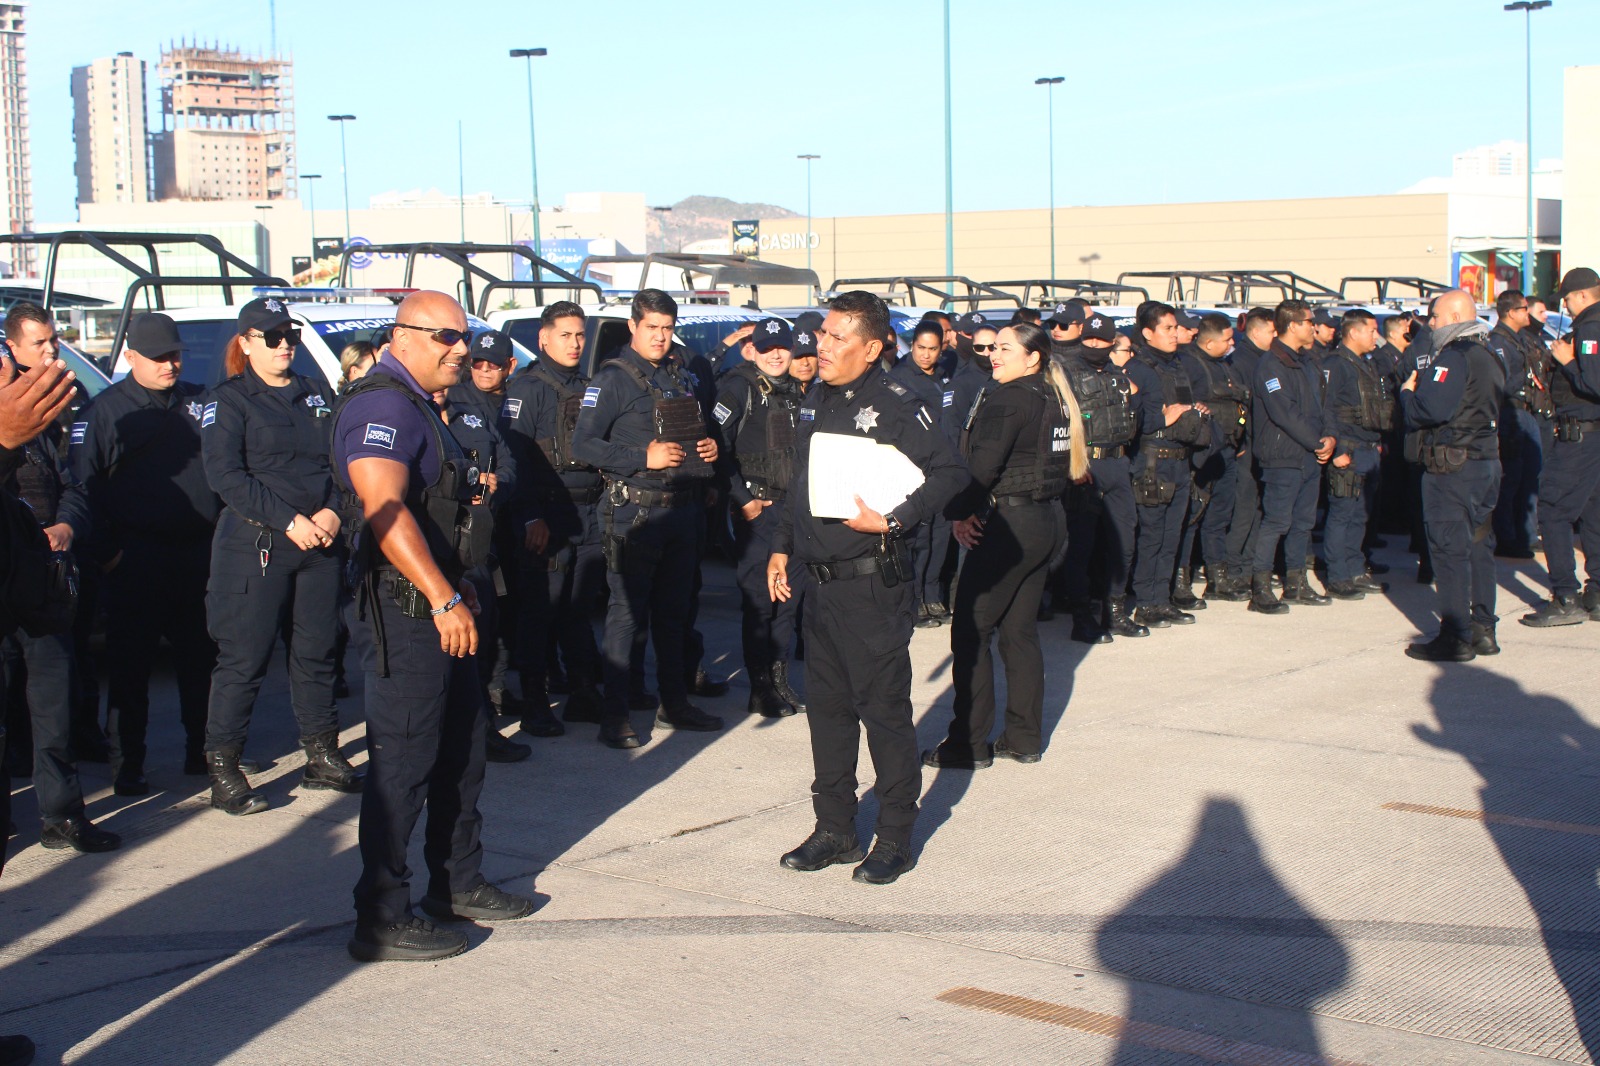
647, 195, 798, 252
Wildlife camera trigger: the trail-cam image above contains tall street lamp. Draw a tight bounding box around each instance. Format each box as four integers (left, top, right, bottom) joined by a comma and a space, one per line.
650, 205, 674, 253
301, 173, 321, 266
327, 115, 356, 248
1505, 1, 1552, 293
509, 48, 549, 264
942, 0, 954, 279
797, 154, 820, 274
1035, 76, 1064, 280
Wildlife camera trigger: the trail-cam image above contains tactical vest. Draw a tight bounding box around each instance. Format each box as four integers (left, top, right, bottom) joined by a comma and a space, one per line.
1187, 354, 1250, 444
1331, 349, 1396, 432
725, 365, 799, 494
1064, 357, 1137, 447
614, 356, 713, 479
10, 444, 60, 527
1512, 344, 1556, 419
332, 373, 492, 581
1132, 348, 1206, 445
527, 362, 591, 471
1422, 340, 1505, 459
963, 377, 1073, 502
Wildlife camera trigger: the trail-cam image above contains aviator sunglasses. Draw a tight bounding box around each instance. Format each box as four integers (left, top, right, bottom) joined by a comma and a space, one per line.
393, 322, 476, 347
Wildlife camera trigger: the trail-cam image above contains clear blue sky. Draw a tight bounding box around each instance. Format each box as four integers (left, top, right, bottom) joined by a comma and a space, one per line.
27, 0, 1597, 225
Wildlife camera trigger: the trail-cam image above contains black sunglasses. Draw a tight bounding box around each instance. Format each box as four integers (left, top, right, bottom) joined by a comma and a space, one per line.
248, 327, 302, 349
394, 322, 474, 347
972, 343, 996, 353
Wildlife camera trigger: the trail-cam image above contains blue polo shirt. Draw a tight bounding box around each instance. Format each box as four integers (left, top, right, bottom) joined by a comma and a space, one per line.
333, 353, 444, 489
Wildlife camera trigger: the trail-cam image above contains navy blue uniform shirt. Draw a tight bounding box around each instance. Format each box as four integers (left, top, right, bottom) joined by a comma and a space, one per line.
332, 353, 443, 493
569, 348, 708, 491
502, 359, 601, 495
202, 363, 335, 530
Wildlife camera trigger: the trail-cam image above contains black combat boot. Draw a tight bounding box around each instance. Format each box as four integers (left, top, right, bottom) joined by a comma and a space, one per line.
1207, 563, 1250, 602
1107, 597, 1149, 638
1248, 572, 1289, 615
1071, 602, 1112, 644
207, 748, 268, 816
562, 670, 605, 723
518, 685, 565, 738
1172, 568, 1206, 610
1583, 582, 1600, 621
1284, 569, 1331, 606
746, 666, 792, 717
301, 731, 364, 793
1405, 632, 1475, 662
1131, 604, 1170, 629
771, 661, 807, 715
1469, 622, 1500, 655
1519, 594, 1588, 627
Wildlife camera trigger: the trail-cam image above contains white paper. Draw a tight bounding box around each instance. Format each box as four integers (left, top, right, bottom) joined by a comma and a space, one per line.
807, 432, 926, 520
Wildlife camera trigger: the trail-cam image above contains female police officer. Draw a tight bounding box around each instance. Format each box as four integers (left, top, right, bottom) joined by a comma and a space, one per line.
201, 297, 362, 815
923, 322, 1087, 769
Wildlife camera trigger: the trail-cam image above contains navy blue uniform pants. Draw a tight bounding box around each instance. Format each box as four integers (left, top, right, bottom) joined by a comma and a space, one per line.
1226, 453, 1262, 576
909, 512, 952, 609
1493, 408, 1546, 555
3, 629, 84, 825
204, 519, 340, 751
1323, 446, 1382, 584
105, 537, 215, 769
517, 498, 604, 692
803, 569, 919, 847
734, 502, 803, 672
353, 592, 486, 923
1178, 448, 1237, 575
946, 501, 1064, 759
1066, 454, 1136, 604
1131, 454, 1192, 608
1252, 459, 1322, 574
600, 499, 700, 718
1422, 459, 1501, 641
1535, 432, 1600, 598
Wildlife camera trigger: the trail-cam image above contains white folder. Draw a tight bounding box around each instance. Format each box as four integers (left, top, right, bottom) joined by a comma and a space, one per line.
806, 431, 926, 520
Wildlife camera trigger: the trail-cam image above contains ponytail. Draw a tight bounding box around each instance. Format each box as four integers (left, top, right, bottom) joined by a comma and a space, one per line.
1046, 361, 1090, 482
224, 334, 248, 378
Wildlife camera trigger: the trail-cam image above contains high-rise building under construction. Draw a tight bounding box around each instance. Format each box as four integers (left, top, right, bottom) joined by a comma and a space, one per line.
151, 43, 295, 202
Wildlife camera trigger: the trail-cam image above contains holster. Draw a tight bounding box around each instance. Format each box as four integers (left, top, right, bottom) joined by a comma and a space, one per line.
1557, 416, 1587, 444
876, 535, 913, 589
386, 574, 434, 620
1131, 454, 1179, 506
1327, 462, 1365, 498
1421, 445, 1469, 475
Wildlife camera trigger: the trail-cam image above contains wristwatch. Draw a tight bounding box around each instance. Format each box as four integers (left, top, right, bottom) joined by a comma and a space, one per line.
885, 513, 904, 537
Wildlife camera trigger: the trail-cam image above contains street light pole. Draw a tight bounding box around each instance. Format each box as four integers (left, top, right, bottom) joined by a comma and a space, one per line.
798, 154, 819, 274
1035, 76, 1063, 280
301, 173, 321, 264
509, 48, 549, 264
327, 115, 356, 248
1505, 1, 1552, 293
942, 0, 954, 279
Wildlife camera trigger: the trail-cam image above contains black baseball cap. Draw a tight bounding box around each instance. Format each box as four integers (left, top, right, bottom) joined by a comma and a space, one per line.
1312, 308, 1339, 329
1558, 267, 1600, 297
470, 329, 512, 367
1175, 309, 1202, 330
792, 327, 818, 357
956, 311, 998, 334
794, 311, 824, 333
1081, 312, 1118, 343
238, 296, 295, 334
750, 317, 794, 353
126, 312, 186, 358
1046, 302, 1085, 327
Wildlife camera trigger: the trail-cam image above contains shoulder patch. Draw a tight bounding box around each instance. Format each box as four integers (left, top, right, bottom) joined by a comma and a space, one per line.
501, 397, 523, 420
1582, 339, 1597, 356
712, 401, 733, 425
70, 421, 87, 445
1264, 377, 1281, 393
1433, 366, 1449, 383
581, 386, 601, 408
363, 423, 397, 450
884, 378, 907, 397
800, 408, 816, 422
201, 402, 218, 427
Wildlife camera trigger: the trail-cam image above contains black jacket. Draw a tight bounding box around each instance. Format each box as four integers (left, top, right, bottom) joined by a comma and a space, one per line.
1252, 341, 1329, 468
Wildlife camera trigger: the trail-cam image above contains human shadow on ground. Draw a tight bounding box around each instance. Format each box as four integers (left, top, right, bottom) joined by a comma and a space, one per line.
1095, 797, 1349, 1064
1415, 666, 1600, 1062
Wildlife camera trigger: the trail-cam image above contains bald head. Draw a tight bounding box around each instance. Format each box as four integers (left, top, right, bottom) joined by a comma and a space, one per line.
391, 290, 471, 393
1428, 289, 1477, 329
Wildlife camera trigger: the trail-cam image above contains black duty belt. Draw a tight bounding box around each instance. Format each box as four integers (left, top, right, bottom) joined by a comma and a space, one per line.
538, 485, 602, 505
807, 556, 881, 584
1559, 417, 1600, 431
609, 482, 698, 508
993, 494, 1049, 507
1140, 443, 1189, 461
1087, 444, 1128, 460
745, 480, 786, 502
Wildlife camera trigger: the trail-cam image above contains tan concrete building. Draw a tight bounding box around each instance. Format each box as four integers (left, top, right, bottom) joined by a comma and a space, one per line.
151, 45, 295, 202
1561, 65, 1600, 279
71, 53, 149, 207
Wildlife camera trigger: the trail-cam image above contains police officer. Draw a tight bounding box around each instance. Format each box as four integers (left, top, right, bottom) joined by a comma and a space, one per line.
1321, 309, 1394, 600
1219, 307, 1276, 599
1123, 302, 1210, 628
714, 316, 807, 717
768, 290, 966, 885
1523, 267, 1600, 626
1248, 300, 1336, 613
1488, 289, 1553, 559
501, 301, 607, 727
924, 322, 1082, 769
1060, 312, 1145, 641
71, 313, 219, 794
1045, 302, 1086, 363
942, 312, 998, 449
1401, 289, 1506, 659
894, 321, 953, 627
570, 289, 723, 749
1, 348, 117, 853
1310, 308, 1339, 367
790, 324, 820, 394
200, 296, 361, 815
333, 290, 535, 962
1176, 313, 1251, 606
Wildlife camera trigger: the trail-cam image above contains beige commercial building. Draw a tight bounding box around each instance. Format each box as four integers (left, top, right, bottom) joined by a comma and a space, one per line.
71, 53, 149, 206
1561, 65, 1600, 278
151, 45, 296, 202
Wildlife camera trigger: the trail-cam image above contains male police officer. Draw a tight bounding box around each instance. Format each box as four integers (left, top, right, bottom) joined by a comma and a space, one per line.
943, 312, 997, 448
894, 321, 953, 626
72, 313, 219, 793
1249, 300, 1336, 613
1046, 302, 1085, 362
768, 291, 965, 885
1523, 267, 1600, 626
501, 302, 606, 725
570, 289, 722, 748
334, 290, 535, 962
1177, 313, 1251, 605
1401, 289, 1505, 660
1488, 290, 1553, 560
1218, 307, 1276, 598
715, 317, 806, 716
1321, 309, 1394, 600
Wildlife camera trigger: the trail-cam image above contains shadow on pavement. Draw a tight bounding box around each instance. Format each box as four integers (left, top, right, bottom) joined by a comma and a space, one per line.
1094, 797, 1349, 1063
1415, 666, 1600, 1062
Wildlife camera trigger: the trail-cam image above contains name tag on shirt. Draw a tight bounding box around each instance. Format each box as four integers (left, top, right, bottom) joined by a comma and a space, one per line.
363, 423, 397, 450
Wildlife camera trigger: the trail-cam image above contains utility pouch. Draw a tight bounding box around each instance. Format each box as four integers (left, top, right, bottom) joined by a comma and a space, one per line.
877, 534, 912, 589
387, 575, 433, 620
602, 532, 626, 574
23, 551, 79, 637
654, 396, 714, 478
1422, 445, 1469, 475
1558, 416, 1586, 444
1131, 458, 1179, 507
1327, 463, 1365, 498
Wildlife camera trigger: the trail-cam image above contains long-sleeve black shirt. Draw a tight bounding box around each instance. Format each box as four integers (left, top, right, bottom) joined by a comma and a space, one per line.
569, 348, 710, 491
201, 365, 335, 530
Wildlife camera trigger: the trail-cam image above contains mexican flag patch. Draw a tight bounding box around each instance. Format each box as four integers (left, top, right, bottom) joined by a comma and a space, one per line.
1583, 339, 1598, 356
